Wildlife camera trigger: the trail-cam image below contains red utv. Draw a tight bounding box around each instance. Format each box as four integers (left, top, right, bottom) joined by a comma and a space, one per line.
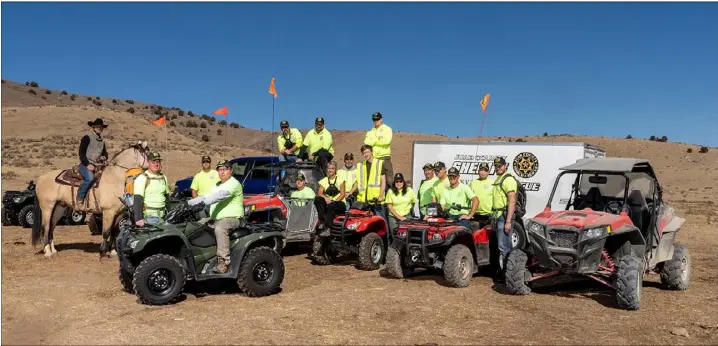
242, 162, 325, 248
384, 203, 496, 287
504, 158, 691, 310
311, 198, 389, 271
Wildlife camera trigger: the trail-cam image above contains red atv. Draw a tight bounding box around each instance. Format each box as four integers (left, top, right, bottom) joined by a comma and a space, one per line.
505, 158, 691, 310
385, 202, 496, 287
311, 198, 389, 271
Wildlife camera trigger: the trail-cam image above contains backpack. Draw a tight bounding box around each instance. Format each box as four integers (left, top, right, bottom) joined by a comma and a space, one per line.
497, 173, 527, 218
124, 168, 145, 195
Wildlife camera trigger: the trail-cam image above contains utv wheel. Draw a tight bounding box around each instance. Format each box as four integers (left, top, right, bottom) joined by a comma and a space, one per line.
385, 245, 409, 279
311, 236, 333, 265
660, 244, 691, 290
1, 207, 15, 226
614, 253, 644, 310
132, 254, 186, 305
18, 205, 35, 228
443, 244, 474, 288
510, 221, 527, 250
505, 249, 531, 295
237, 246, 285, 297
70, 211, 86, 225
357, 232, 384, 270
119, 267, 134, 293
88, 215, 102, 235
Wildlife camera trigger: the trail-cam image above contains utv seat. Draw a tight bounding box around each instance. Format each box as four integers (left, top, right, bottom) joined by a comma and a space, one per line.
576, 187, 605, 211
626, 189, 651, 237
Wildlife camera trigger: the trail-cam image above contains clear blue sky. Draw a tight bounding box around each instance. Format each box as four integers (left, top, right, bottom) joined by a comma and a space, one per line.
2, 2, 717, 146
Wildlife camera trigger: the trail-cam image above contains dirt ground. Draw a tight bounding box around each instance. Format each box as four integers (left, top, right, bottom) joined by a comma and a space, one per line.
2, 199, 717, 345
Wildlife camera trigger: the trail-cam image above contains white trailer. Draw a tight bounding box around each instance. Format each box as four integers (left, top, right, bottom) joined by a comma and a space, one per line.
410, 140, 606, 220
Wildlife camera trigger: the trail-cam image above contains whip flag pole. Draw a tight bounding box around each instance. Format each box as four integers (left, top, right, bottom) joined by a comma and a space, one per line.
268, 77, 278, 222
479, 93, 490, 138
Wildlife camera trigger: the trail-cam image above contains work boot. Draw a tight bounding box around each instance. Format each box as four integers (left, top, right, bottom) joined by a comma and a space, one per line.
212, 258, 228, 274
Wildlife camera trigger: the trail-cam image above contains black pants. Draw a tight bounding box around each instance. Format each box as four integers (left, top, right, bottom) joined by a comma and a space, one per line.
471, 214, 492, 229
299, 147, 334, 174
314, 197, 346, 229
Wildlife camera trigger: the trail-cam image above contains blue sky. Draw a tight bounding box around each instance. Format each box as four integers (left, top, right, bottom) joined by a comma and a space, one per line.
2, 2, 717, 146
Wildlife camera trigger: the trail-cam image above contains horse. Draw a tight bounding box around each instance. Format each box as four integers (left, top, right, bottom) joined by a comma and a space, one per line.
31, 140, 150, 258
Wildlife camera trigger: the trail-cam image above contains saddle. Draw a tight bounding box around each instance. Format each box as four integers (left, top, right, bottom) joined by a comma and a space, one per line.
55, 164, 106, 213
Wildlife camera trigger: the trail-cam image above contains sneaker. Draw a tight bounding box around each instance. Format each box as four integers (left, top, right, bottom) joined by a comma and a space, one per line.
212, 258, 229, 274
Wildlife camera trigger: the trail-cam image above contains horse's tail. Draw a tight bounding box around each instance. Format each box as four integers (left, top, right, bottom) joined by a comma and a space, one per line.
31, 197, 44, 247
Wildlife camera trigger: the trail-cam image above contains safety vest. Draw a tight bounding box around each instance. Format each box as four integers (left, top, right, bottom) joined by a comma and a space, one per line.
356, 159, 384, 203
338, 167, 358, 193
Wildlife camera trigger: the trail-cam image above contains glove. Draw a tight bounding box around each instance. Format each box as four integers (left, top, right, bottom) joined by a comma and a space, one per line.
191, 202, 206, 213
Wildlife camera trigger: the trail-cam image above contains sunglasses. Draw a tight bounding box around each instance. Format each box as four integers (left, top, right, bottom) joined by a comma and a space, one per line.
281, 126, 289, 129
395, 180, 404, 183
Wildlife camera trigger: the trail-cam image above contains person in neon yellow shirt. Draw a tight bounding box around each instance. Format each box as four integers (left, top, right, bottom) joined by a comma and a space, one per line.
431, 161, 451, 203
314, 161, 346, 235
277, 120, 303, 162
300, 117, 334, 174
491, 156, 518, 274
364, 112, 394, 187
190, 156, 220, 198
187, 159, 245, 273
133, 151, 171, 226
290, 173, 316, 206
439, 167, 478, 229
417, 162, 438, 218
385, 173, 416, 234
469, 162, 494, 228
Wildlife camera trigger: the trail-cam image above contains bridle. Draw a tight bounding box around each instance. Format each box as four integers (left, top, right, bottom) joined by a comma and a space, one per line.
108, 145, 148, 170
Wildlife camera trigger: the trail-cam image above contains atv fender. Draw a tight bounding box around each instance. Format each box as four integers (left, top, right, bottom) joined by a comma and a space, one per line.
444, 228, 481, 268
227, 231, 285, 276
605, 225, 646, 258
650, 208, 685, 267
354, 216, 388, 237
131, 233, 190, 256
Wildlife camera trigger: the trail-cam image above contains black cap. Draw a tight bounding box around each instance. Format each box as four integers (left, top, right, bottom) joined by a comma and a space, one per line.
447, 167, 460, 176
280, 120, 289, 127
478, 162, 489, 171
493, 157, 507, 166
296, 173, 306, 181
372, 112, 383, 120
216, 159, 232, 168
201, 155, 211, 163
394, 172, 405, 182
433, 161, 446, 170
344, 152, 354, 160
422, 163, 434, 170
315, 117, 324, 124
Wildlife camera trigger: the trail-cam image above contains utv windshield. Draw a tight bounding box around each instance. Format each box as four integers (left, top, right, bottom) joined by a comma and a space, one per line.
551, 171, 656, 211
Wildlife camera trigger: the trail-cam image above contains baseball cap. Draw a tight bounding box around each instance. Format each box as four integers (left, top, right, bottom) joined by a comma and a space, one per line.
394, 172, 405, 182
422, 163, 434, 170
493, 157, 507, 166
296, 173, 306, 181
372, 112, 383, 120
201, 155, 211, 163
344, 152, 354, 160
447, 167, 460, 177
315, 117, 324, 124
216, 159, 232, 168
478, 162, 489, 171
147, 151, 162, 161
433, 161, 446, 170
280, 120, 289, 128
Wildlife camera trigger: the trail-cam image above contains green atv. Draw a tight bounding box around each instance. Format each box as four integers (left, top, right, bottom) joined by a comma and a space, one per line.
115, 201, 286, 305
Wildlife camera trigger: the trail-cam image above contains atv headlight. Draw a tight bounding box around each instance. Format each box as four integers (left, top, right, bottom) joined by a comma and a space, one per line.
129, 240, 139, 249
528, 221, 545, 235
13, 196, 21, 203
397, 231, 406, 238
431, 233, 443, 241
584, 227, 605, 239
346, 221, 360, 230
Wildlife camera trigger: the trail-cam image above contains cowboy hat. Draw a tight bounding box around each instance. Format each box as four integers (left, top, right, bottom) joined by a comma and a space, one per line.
87, 118, 109, 128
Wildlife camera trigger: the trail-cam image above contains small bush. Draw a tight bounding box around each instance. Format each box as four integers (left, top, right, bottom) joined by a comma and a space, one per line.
186, 120, 198, 128
169, 121, 176, 127
125, 99, 135, 104
219, 120, 227, 126
515, 138, 526, 142
127, 107, 135, 114
87, 96, 93, 101
200, 121, 207, 128
29, 81, 39, 88
649, 135, 656, 141
543, 132, 548, 137
93, 100, 103, 106
28, 89, 37, 95
686, 148, 693, 153
153, 109, 162, 115
24, 82, 30, 86
201, 135, 210, 142
230, 122, 240, 128
41, 96, 47, 99
60, 90, 68, 95
44, 90, 51, 95
177, 109, 185, 117
699, 146, 709, 153
188, 111, 195, 117
70, 94, 77, 101
112, 99, 118, 104
95, 96, 100, 100
657, 135, 668, 142
170, 114, 178, 120
157, 105, 163, 111
217, 128, 223, 135
625, 135, 633, 139
179, 121, 185, 126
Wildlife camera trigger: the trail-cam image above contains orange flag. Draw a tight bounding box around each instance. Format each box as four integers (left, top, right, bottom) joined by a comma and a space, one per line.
268, 77, 278, 98
480, 93, 490, 114
152, 116, 166, 126
213, 107, 228, 116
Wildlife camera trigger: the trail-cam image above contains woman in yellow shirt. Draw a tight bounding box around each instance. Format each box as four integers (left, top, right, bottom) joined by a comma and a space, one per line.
385, 173, 417, 234
314, 161, 346, 233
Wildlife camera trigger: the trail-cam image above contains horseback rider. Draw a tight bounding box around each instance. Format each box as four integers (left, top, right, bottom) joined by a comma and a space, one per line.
77, 118, 109, 207
133, 152, 170, 226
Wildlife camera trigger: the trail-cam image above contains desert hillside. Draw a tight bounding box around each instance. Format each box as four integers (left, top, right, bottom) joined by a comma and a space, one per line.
2, 78, 716, 210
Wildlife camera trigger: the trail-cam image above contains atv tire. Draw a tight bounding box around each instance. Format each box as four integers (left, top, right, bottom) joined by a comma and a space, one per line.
119, 267, 134, 293
443, 244, 474, 288
505, 249, 531, 295
1, 207, 16, 226
385, 245, 410, 279
660, 244, 691, 290
237, 246, 285, 297
614, 253, 644, 310
132, 254, 186, 305
357, 232, 384, 271
510, 221, 527, 250
69, 211, 86, 225
88, 214, 102, 235
311, 236, 333, 265
18, 204, 35, 228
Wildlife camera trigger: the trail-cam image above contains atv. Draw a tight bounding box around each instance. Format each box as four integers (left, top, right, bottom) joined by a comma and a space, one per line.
2, 180, 89, 228
504, 157, 691, 310
311, 198, 389, 270
385, 203, 496, 287
115, 200, 286, 305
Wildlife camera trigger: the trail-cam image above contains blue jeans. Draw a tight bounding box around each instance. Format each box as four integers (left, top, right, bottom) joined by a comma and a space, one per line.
494, 214, 513, 265
146, 216, 164, 225
278, 154, 297, 162
77, 164, 94, 201
449, 214, 472, 229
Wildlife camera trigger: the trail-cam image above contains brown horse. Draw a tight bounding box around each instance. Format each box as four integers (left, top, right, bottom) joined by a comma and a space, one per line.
31, 141, 150, 258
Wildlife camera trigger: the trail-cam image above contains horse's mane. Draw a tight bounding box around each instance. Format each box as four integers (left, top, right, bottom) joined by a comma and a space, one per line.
108, 143, 147, 164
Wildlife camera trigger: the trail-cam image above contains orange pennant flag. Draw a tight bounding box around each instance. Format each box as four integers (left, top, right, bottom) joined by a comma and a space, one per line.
480, 93, 491, 114
268, 77, 278, 98
152, 116, 166, 126
213, 107, 228, 116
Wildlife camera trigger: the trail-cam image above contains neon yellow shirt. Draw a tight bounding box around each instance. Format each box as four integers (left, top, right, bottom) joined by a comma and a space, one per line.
277, 128, 303, 156
492, 173, 518, 215
337, 167, 357, 193
418, 176, 438, 215
291, 186, 316, 199
318, 175, 346, 201
303, 129, 334, 155
470, 178, 495, 216
190, 169, 220, 197
363, 123, 393, 158
386, 187, 416, 217
209, 176, 244, 220
133, 171, 170, 217
440, 183, 476, 216
432, 177, 451, 201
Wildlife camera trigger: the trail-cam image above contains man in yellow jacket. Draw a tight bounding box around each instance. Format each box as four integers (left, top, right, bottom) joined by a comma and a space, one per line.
364, 112, 394, 188
347, 144, 387, 220
277, 120, 303, 162
300, 117, 334, 174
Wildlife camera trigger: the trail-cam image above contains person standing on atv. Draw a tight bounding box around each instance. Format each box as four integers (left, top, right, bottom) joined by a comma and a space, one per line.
363, 112, 394, 188
299, 117, 334, 173
337, 152, 357, 210
385, 173, 416, 234
417, 162, 438, 219
190, 156, 220, 198
314, 161, 346, 235
491, 157, 518, 272
347, 144, 387, 219
469, 162, 494, 228
277, 120, 303, 162
187, 159, 245, 274
431, 161, 451, 204
76, 118, 109, 207
439, 167, 478, 229
133, 152, 171, 226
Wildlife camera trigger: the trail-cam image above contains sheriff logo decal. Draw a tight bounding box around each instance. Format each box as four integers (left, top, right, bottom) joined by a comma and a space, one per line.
513, 152, 539, 179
